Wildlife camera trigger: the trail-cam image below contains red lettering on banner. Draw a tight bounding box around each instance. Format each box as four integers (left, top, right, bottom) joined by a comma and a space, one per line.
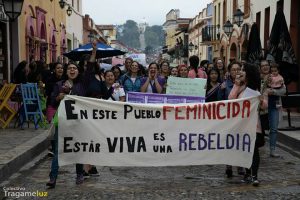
162, 100, 252, 120
175, 106, 185, 120
232, 102, 240, 118
216, 102, 226, 119
163, 106, 173, 120
242, 100, 251, 118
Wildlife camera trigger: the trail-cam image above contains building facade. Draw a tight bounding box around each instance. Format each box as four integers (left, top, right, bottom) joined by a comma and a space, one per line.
82, 15, 106, 44
65, 0, 83, 52
162, 9, 191, 65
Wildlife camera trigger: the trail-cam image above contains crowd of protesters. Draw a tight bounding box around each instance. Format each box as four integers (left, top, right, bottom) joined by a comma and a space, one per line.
11, 40, 286, 188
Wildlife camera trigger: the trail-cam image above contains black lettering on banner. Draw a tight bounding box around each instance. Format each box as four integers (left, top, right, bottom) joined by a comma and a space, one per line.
64, 137, 73, 152
107, 137, 118, 152
73, 142, 80, 152
154, 133, 159, 140
80, 110, 88, 119
65, 100, 78, 120
107, 137, 146, 152
124, 105, 133, 119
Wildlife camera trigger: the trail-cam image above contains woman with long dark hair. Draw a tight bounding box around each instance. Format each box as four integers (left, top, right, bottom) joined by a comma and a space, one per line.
46, 41, 99, 188
205, 67, 222, 102
228, 63, 268, 186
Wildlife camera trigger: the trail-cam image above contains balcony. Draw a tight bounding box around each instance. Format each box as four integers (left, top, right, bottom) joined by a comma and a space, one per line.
201, 25, 220, 43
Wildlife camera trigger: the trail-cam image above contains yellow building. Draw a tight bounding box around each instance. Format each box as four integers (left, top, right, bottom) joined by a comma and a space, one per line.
163, 9, 191, 65
18, 0, 67, 63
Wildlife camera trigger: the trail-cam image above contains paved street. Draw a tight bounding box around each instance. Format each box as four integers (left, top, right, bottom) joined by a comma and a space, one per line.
1, 144, 299, 200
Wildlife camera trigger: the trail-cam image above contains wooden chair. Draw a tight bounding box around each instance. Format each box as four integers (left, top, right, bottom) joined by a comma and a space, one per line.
20, 83, 44, 129
0, 83, 17, 128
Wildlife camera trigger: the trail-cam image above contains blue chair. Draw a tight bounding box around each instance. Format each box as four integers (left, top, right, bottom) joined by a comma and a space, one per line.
20, 83, 44, 129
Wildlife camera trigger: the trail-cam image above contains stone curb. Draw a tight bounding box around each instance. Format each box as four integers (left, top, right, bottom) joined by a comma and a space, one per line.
277, 131, 300, 156
0, 130, 50, 183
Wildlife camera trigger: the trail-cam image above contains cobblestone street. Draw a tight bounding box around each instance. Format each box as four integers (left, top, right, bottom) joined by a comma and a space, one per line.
1, 144, 299, 200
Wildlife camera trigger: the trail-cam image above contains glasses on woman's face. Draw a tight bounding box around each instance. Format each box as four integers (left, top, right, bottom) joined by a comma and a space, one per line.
67, 66, 78, 71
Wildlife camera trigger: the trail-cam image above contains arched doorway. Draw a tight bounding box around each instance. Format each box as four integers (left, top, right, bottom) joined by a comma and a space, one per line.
230, 43, 237, 62
40, 23, 47, 62
26, 15, 35, 62
51, 35, 56, 63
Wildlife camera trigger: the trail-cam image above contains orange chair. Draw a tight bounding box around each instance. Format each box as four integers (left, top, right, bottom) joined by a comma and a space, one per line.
0, 84, 17, 128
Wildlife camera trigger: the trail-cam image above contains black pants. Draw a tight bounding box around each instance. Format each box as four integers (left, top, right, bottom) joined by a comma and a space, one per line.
246, 143, 260, 177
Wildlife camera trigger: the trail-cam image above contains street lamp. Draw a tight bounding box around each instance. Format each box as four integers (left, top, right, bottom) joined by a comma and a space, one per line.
188, 42, 194, 52
2, 0, 24, 21
234, 9, 244, 27
223, 20, 233, 36
59, 0, 66, 9
66, 5, 72, 16
1, 0, 24, 82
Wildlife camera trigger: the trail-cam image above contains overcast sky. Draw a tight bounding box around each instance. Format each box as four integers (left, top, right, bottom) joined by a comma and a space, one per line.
83, 0, 212, 26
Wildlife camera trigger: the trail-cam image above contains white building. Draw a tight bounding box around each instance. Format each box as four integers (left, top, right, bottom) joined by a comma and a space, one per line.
65, 0, 83, 51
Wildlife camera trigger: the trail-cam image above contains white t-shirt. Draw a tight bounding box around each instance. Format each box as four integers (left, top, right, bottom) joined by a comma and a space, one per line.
108, 87, 125, 101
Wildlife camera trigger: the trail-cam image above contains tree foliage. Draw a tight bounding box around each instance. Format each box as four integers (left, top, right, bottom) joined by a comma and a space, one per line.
117, 20, 140, 49
144, 25, 165, 48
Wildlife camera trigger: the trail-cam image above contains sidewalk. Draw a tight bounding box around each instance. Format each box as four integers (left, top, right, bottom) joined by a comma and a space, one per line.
277, 111, 300, 157
0, 111, 299, 184
0, 127, 49, 183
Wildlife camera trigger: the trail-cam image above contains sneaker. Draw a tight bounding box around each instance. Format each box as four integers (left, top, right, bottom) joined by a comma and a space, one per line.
241, 174, 252, 183
46, 178, 56, 189
252, 176, 260, 186
270, 150, 280, 158
237, 167, 245, 175
83, 171, 90, 179
47, 150, 54, 157
76, 174, 84, 185
88, 166, 100, 177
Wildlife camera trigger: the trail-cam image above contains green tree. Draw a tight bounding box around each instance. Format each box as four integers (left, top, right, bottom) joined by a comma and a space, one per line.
144, 25, 165, 48
118, 20, 140, 49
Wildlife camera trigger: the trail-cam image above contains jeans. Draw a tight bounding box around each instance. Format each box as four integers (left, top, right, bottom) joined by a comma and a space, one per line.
268, 96, 279, 151
49, 126, 59, 179
49, 127, 84, 179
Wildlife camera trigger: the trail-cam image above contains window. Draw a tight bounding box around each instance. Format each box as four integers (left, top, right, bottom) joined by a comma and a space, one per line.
264, 7, 270, 53
218, 3, 221, 25
277, 0, 284, 11
72, 0, 74, 7
244, 0, 250, 18
223, 0, 227, 24
256, 12, 261, 35
77, 0, 80, 12
214, 6, 217, 25
233, 0, 238, 15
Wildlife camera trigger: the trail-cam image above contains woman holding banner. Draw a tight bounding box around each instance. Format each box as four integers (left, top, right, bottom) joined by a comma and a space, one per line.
46, 41, 99, 188
178, 64, 189, 78
218, 61, 244, 177
102, 70, 126, 101
228, 63, 268, 186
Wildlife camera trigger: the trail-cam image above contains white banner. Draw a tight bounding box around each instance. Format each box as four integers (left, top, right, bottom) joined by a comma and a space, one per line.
58, 95, 259, 168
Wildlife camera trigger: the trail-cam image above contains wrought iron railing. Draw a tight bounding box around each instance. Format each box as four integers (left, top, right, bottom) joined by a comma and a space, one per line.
202, 25, 221, 42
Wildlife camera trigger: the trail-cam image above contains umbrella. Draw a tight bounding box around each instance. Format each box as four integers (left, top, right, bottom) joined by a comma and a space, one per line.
246, 23, 263, 65
63, 43, 126, 61
266, 9, 298, 83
